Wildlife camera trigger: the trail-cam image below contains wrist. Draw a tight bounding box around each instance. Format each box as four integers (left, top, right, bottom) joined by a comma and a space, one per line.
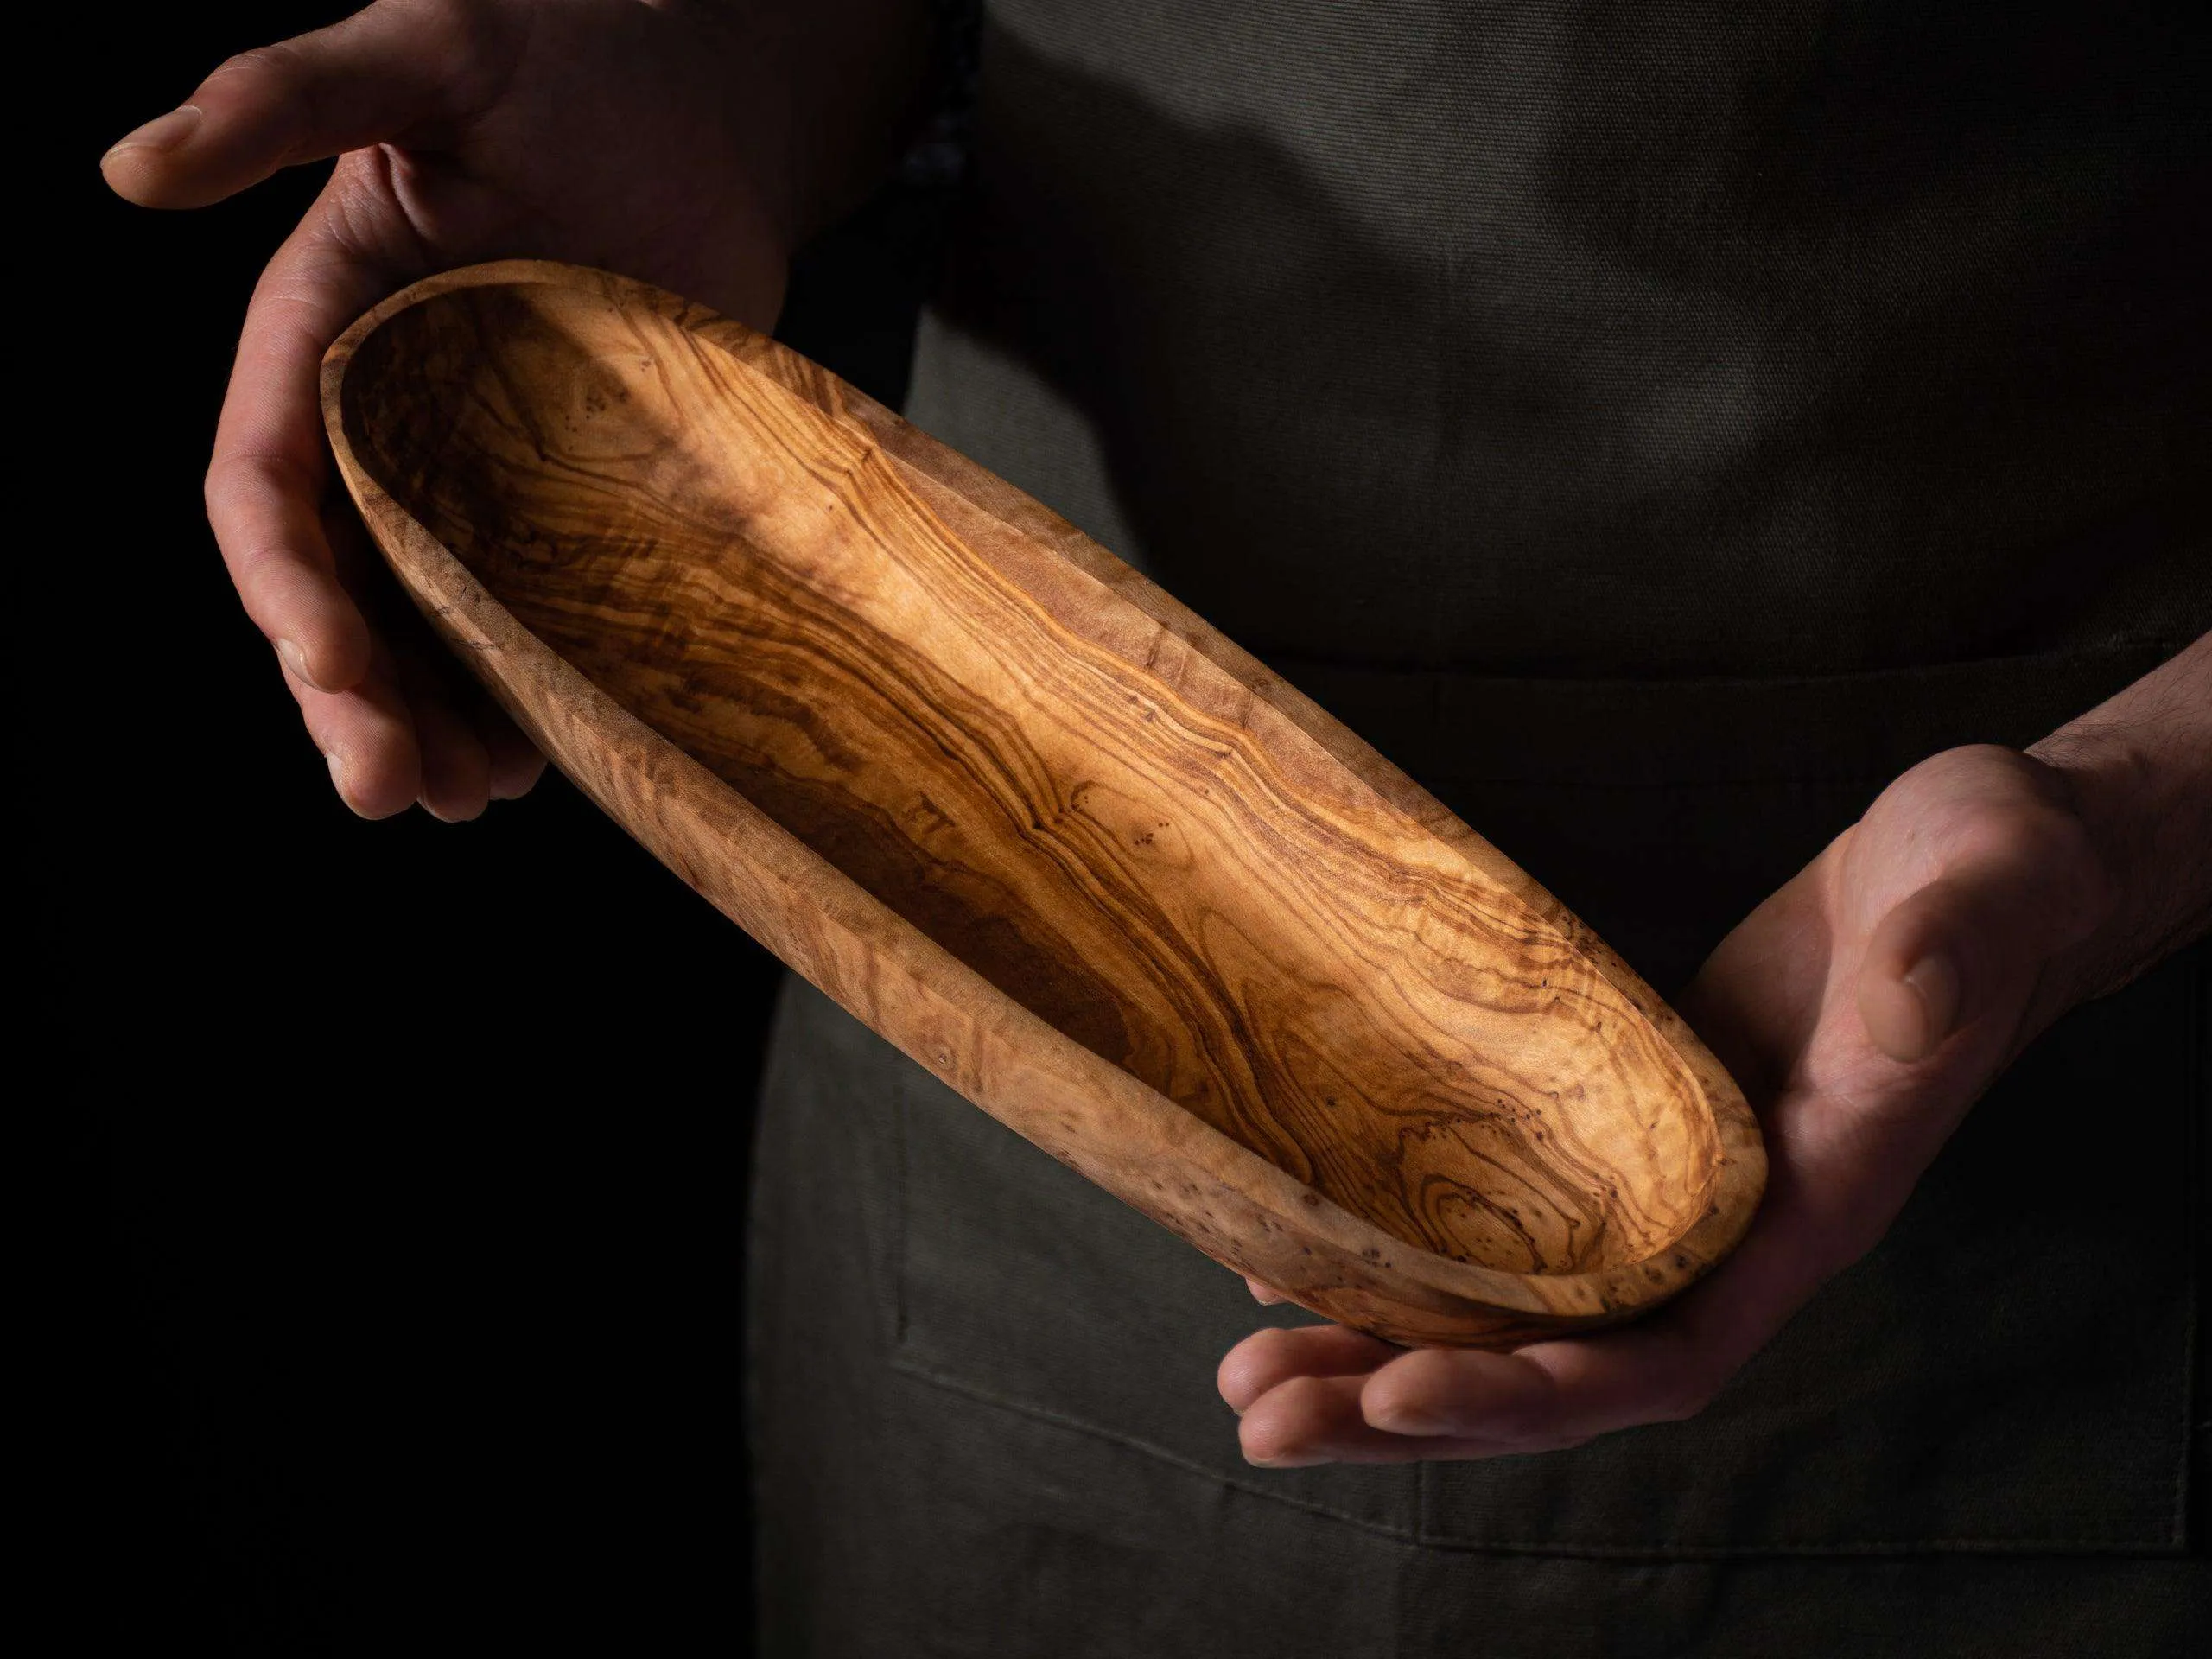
2025, 634, 2212, 1003
2020, 745, 2137, 1011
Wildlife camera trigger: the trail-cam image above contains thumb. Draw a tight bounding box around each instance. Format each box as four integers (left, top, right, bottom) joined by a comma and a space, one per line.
1857, 799, 2112, 1064
100, 1, 520, 209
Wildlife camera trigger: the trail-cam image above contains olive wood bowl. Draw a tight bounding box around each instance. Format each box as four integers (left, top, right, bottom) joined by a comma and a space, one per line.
322, 261, 1764, 1347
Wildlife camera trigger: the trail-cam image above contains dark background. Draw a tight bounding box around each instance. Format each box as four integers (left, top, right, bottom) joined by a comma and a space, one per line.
54, 7, 938, 1649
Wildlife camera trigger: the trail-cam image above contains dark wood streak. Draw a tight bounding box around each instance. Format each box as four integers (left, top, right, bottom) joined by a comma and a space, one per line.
323, 262, 1766, 1345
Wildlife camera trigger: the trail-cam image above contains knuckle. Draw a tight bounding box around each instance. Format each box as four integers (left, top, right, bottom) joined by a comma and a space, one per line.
437, 0, 516, 55
202, 460, 247, 523
217, 41, 303, 88
204, 450, 297, 518
221, 42, 323, 150
390, 0, 525, 106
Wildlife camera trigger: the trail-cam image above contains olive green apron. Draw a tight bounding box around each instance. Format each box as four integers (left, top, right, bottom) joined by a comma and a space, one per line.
749, 4, 2209, 1650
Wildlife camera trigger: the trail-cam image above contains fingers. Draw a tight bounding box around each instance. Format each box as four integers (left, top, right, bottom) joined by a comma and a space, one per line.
1858, 790, 2112, 1063
1237, 1375, 1368, 1466
1238, 1371, 1529, 1468
206, 169, 538, 820
1218, 1325, 1398, 1414
285, 628, 541, 821
409, 685, 494, 822
1227, 1154, 1840, 1467
127, 10, 475, 804
206, 176, 423, 705
1223, 1027, 1892, 1469
104, 2, 549, 823
290, 497, 537, 822
283, 648, 420, 820
100, 0, 518, 208
1241, 1376, 1446, 1467
1226, 1318, 1718, 1468
207, 439, 374, 699
1220, 1324, 1607, 1467
1359, 1327, 1705, 1451
484, 715, 550, 802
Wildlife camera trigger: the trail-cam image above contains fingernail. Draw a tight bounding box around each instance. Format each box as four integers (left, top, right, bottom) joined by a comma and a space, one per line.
1247, 1452, 1332, 1469
325, 751, 356, 806
104, 105, 203, 162
276, 637, 316, 687
1903, 950, 1961, 1048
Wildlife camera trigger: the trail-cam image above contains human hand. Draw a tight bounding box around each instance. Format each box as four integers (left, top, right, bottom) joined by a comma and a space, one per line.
101, 0, 914, 818
1218, 741, 2126, 1466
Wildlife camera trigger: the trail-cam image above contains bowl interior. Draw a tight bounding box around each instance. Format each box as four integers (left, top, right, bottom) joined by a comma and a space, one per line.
342, 280, 1723, 1276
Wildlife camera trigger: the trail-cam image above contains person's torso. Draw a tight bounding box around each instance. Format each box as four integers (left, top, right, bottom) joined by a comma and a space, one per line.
751, 0, 2209, 1596
908, 0, 2209, 677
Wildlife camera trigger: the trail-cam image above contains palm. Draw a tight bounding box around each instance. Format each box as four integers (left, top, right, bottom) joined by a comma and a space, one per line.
1219, 745, 2110, 1465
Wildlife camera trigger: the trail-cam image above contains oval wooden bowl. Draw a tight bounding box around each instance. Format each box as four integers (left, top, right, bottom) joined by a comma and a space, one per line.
321, 261, 1764, 1347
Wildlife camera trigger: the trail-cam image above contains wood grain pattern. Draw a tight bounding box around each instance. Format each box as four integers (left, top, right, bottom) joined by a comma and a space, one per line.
322, 261, 1764, 1346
